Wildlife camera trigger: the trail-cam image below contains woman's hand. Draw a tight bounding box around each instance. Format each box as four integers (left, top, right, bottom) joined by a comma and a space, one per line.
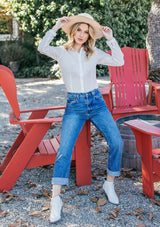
52, 16, 70, 32
101, 26, 113, 41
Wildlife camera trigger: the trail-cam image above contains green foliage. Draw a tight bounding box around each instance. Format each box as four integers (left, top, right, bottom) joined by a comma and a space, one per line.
102, 0, 152, 49
0, 42, 24, 65
8, 0, 152, 48
6, 0, 152, 78
16, 61, 61, 79
0, 2, 12, 34
18, 33, 37, 68
0, 36, 37, 69
0, 16, 12, 34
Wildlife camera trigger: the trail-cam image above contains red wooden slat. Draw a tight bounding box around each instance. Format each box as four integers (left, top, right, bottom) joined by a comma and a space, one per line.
137, 48, 147, 105
118, 67, 125, 107
122, 67, 127, 107
56, 135, 61, 143
38, 141, 48, 155
114, 67, 120, 108
136, 49, 145, 105
43, 140, 54, 155
126, 47, 136, 106
50, 137, 60, 154
116, 67, 121, 107
133, 48, 139, 105
141, 49, 148, 105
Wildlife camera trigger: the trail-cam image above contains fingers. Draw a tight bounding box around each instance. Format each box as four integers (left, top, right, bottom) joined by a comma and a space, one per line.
58, 16, 70, 24
101, 26, 113, 40
54, 16, 70, 30
101, 26, 112, 33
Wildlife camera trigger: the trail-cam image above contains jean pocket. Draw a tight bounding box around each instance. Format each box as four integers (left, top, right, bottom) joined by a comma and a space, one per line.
94, 92, 103, 100
67, 96, 79, 105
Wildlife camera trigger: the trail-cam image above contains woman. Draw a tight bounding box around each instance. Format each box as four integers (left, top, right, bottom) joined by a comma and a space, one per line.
38, 13, 124, 223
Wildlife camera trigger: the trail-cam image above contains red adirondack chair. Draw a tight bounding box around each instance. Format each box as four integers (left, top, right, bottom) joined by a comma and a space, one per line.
124, 119, 160, 198
101, 47, 160, 120
0, 66, 91, 192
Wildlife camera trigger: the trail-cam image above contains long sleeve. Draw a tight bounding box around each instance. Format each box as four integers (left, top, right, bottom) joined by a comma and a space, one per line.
38, 29, 64, 62
96, 38, 124, 66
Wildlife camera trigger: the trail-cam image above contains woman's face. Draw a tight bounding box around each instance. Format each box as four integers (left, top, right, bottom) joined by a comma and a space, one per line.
74, 23, 89, 45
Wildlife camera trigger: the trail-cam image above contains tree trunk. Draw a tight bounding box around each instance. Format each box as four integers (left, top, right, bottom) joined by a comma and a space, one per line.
146, 0, 160, 72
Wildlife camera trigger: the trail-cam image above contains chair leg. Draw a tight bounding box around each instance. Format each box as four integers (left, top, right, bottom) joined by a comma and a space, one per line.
0, 123, 51, 192
134, 131, 154, 198
141, 134, 154, 198
75, 121, 91, 186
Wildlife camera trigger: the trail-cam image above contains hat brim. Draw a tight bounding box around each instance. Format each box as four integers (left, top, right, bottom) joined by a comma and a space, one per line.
62, 15, 104, 39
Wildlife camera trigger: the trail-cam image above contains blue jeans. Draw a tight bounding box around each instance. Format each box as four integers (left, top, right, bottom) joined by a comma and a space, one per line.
52, 89, 123, 185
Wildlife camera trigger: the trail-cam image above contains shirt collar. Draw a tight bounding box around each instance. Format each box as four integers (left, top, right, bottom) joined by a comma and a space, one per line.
70, 46, 84, 54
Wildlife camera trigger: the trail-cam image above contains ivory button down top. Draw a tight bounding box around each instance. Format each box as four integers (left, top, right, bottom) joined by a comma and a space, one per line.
38, 29, 124, 93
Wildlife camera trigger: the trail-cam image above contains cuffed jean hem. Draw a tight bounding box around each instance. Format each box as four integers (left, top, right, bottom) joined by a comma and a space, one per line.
107, 168, 120, 177
52, 177, 69, 186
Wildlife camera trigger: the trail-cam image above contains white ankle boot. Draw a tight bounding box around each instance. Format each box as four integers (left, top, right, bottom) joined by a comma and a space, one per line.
103, 181, 119, 204
50, 195, 63, 223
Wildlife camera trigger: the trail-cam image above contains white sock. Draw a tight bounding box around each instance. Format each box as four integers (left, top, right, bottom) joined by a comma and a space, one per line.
52, 185, 61, 198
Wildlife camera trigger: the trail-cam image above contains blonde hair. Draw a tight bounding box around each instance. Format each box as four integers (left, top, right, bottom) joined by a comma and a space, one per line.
64, 23, 95, 58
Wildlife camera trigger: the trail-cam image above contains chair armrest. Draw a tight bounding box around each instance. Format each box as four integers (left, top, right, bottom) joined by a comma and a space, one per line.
147, 80, 160, 89
100, 83, 113, 112
9, 109, 63, 124
20, 105, 66, 113
124, 119, 160, 137
11, 117, 63, 125
146, 80, 160, 110
100, 83, 112, 94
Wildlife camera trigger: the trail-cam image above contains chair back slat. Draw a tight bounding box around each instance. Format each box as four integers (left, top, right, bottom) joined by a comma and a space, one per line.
0, 67, 20, 119
108, 47, 148, 108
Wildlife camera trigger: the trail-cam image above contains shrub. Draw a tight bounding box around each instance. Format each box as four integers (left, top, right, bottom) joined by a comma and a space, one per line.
16, 61, 61, 79
0, 42, 24, 65
19, 33, 37, 68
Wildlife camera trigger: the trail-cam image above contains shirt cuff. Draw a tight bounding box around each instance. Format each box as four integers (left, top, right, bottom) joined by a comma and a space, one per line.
49, 29, 57, 37
106, 37, 118, 48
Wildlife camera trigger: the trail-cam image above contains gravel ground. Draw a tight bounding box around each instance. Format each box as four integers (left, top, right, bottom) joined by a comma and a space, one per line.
0, 77, 160, 227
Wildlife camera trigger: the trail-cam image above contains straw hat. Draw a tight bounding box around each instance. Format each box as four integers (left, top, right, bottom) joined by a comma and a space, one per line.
62, 13, 104, 39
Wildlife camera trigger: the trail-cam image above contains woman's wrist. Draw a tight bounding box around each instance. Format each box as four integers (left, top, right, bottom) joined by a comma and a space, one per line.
52, 24, 59, 32
52, 17, 69, 33
101, 26, 113, 41
106, 36, 113, 41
